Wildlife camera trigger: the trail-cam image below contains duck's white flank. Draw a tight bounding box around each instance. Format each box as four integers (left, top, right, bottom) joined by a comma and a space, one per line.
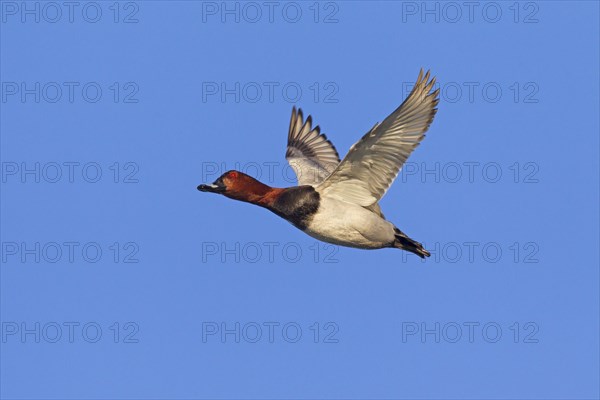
303, 194, 396, 249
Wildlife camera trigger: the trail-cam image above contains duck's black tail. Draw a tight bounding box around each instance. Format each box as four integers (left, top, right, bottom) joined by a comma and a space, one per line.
393, 228, 430, 258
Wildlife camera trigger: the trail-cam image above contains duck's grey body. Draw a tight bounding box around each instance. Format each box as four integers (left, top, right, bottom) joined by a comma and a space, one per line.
303, 194, 396, 249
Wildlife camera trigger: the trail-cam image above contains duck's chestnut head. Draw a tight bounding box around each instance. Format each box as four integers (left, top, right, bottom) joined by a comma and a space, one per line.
198, 170, 236, 194
198, 170, 272, 201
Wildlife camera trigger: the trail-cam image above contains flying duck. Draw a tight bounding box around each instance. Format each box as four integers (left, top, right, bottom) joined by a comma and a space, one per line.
198, 69, 440, 258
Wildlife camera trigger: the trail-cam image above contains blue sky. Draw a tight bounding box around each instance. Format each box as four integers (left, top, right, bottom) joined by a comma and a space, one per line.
1, 1, 599, 399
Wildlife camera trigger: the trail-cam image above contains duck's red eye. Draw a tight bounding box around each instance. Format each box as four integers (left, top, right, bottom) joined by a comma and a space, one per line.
229, 171, 238, 179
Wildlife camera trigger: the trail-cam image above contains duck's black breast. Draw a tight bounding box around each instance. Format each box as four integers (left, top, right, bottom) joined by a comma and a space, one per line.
270, 186, 320, 231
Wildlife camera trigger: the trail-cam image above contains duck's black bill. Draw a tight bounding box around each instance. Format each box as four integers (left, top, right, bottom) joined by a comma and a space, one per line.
197, 183, 225, 193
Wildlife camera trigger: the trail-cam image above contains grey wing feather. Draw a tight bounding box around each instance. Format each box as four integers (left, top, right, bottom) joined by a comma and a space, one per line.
318, 69, 440, 206
285, 107, 341, 186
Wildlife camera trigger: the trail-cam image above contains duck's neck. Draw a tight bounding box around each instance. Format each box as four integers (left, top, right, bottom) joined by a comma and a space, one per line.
225, 179, 285, 209
227, 179, 321, 230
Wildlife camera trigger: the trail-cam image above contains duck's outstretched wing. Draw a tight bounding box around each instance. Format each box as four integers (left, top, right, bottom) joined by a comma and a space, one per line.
317, 69, 440, 206
285, 107, 341, 186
